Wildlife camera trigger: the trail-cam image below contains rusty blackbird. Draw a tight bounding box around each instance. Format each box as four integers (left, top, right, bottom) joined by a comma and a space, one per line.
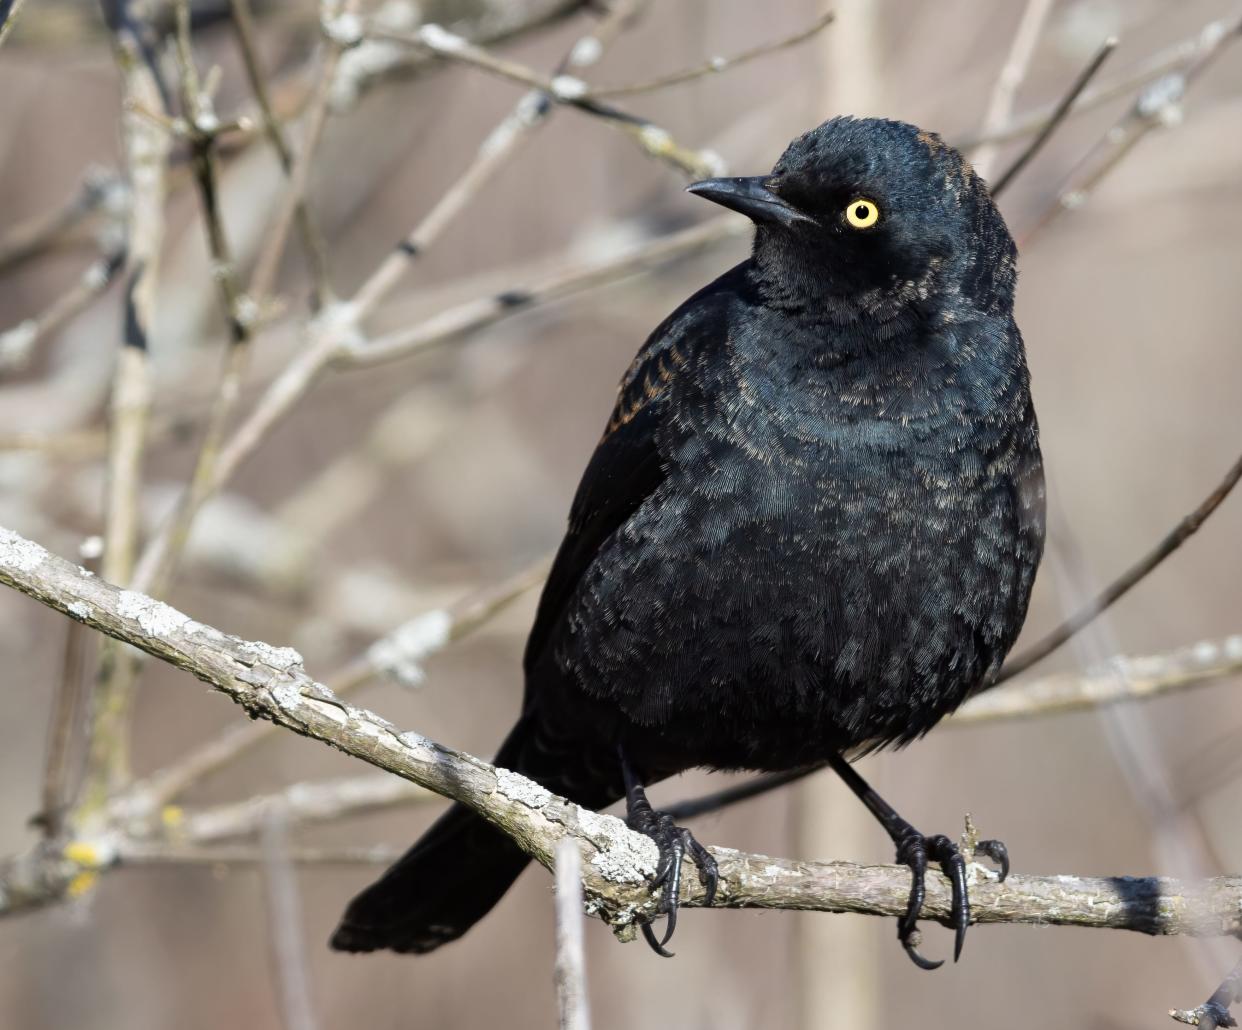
331, 116, 1046, 968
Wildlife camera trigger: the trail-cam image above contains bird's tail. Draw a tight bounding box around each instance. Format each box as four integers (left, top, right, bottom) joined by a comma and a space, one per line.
330, 716, 618, 955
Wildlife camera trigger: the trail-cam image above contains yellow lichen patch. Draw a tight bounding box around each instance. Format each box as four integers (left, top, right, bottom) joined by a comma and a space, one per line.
160, 805, 185, 830
67, 871, 99, 898
62, 841, 104, 868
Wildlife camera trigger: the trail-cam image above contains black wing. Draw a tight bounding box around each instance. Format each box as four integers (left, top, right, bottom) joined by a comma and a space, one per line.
521, 271, 740, 685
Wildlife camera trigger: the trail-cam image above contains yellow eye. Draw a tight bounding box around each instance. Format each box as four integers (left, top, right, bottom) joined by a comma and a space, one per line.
845, 199, 880, 229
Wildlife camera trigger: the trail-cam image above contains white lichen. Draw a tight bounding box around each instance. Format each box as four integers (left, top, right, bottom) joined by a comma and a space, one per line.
579, 810, 658, 884
0, 528, 48, 573
398, 730, 433, 751
117, 591, 191, 637
366, 609, 452, 688
67, 601, 92, 621
238, 640, 304, 671
494, 768, 552, 809
269, 681, 303, 710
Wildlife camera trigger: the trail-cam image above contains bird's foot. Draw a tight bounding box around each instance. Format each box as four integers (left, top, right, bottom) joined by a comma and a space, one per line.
893, 828, 1009, 970
626, 803, 718, 958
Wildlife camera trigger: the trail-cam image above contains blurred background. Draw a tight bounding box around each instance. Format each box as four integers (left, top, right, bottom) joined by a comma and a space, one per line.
2, 0, 1241, 1027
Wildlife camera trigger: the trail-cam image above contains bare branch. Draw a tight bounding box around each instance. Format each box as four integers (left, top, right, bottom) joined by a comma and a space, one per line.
127, 554, 548, 808
990, 36, 1117, 198
228, 0, 332, 306
555, 837, 592, 1030
970, 0, 1056, 181
1171, 956, 1242, 1029
84, 4, 173, 805
370, 23, 726, 179
997, 450, 1242, 682
4, 525, 1242, 941
591, 9, 834, 98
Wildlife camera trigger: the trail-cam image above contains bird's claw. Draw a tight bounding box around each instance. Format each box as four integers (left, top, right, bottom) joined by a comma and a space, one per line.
627, 807, 718, 958
894, 829, 1006, 969
975, 837, 1009, 881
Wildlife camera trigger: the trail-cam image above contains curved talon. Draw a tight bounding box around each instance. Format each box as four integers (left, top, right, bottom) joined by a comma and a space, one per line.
625, 795, 716, 958
640, 920, 675, 958
686, 834, 719, 906
903, 937, 945, 971
925, 835, 969, 962
977, 838, 1009, 881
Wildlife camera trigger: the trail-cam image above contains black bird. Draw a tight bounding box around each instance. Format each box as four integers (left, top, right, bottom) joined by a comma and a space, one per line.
331, 116, 1045, 968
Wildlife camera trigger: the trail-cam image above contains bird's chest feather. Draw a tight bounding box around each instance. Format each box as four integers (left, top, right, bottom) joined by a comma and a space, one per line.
558, 319, 1041, 764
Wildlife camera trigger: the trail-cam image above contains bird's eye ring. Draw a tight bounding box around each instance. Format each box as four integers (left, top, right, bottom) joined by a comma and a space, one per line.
845, 199, 880, 229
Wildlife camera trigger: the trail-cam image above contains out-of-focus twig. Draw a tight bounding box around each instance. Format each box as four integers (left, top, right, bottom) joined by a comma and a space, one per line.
260, 811, 320, 1030
554, 837, 592, 1030
961, 15, 1242, 150
0, 248, 128, 374
150, 773, 433, 845
0, 167, 127, 273
247, 0, 361, 306
665, 634, 1242, 821
0, 0, 31, 49
591, 8, 834, 97
970, 0, 1056, 181
129, 1, 257, 596
1019, 15, 1242, 244
347, 214, 746, 368
990, 36, 1118, 197
997, 450, 1242, 682
228, 0, 332, 307
83, 1, 172, 807
370, 23, 725, 179
350, 0, 650, 318
1171, 956, 1242, 1029
126, 554, 548, 808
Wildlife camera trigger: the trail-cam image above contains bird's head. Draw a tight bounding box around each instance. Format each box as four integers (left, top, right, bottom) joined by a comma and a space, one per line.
688, 116, 1016, 316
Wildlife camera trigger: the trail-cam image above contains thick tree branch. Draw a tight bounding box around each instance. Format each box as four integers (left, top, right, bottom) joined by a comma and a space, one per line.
3, 525, 1242, 942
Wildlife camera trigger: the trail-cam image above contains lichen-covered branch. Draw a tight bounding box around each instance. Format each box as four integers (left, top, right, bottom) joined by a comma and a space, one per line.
3, 524, 1242, 941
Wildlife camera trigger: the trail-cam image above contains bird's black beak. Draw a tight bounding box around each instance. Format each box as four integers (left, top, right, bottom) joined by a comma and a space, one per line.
686, 176, 816, 228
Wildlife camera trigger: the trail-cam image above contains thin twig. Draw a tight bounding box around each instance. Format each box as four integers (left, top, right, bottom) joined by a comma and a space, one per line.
960, 15, 1241, 150
590, 9, 834, 97
970, 0, 1056, 181
0, 0, 30, 49
227, 0, 332, 306
129, 1, 257, 596
260, 811, 320, 1030
997, 450, 1242, 682
0, 167, 126, 273
83, 4, 172, 807
346, 214, 746, 368
126, 554, 549, 808
350, 0, 650, 319
1171, 956, 1242, 1029
1018, 15, 1242, 244
0, 247, 128, 373
666, 633, 1242, 821
990, 36, 1118, 197
554, 837, 592, 1030
247, 0, 360, 306
371, 23, 725, 180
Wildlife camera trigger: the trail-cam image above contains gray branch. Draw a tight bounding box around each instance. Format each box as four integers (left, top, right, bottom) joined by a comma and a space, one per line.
3, 525, 1242, 942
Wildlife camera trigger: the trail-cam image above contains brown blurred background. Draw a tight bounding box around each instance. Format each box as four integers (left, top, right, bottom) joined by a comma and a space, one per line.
2, 0, 1241, 1027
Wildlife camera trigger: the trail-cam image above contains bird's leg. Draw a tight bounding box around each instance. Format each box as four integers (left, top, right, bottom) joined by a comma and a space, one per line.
827, 754, 1008, 970
619, 748, 718, 957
